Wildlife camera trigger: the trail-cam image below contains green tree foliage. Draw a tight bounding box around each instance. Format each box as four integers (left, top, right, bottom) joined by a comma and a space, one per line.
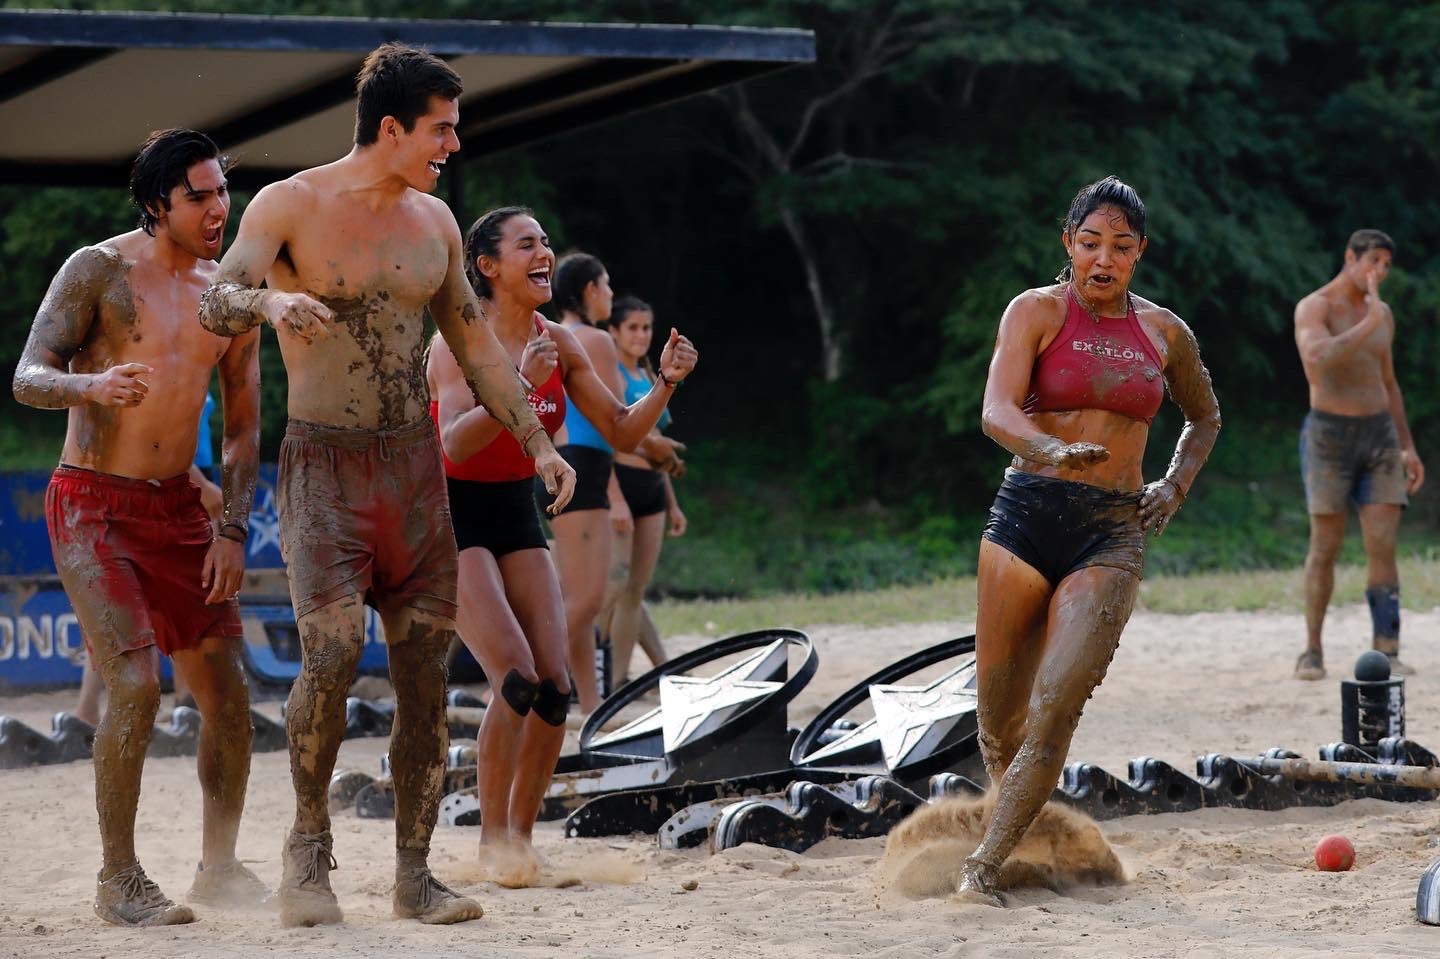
3, 1, 1438, 582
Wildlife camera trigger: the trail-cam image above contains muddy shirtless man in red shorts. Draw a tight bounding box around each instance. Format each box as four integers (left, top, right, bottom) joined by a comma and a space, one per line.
13, 129, 264, 926
199, 44, 575, 927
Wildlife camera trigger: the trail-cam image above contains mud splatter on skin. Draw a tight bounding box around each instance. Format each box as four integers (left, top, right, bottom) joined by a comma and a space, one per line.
386, 612, 453, 859
198, 282, 269, 337
13, 248, 129, 468
286, 600, 366, 836
318, 293, 430, 431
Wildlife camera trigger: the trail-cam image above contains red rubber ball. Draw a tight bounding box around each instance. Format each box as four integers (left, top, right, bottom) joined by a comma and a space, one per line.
1314, 834, 1355, 872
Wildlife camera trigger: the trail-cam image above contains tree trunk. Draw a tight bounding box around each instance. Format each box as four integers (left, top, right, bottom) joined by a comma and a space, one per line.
777, 202, 842, 382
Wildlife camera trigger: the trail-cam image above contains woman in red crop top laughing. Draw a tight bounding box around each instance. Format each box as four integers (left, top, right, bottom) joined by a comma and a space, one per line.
958, 176, 1221, 905
426, 206, 697, 885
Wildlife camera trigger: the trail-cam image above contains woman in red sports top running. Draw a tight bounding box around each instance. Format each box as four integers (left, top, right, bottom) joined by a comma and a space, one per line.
426, 206, 697, 885
958, 176, 1222, 905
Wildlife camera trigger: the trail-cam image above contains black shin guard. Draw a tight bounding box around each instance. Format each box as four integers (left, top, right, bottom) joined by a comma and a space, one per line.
532, 678, 570, 727
1366, 584, 1401, 642
500, 668, 539, 716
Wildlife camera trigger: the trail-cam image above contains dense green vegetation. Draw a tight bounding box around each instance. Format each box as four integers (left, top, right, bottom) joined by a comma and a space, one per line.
4, 1, 1439, 596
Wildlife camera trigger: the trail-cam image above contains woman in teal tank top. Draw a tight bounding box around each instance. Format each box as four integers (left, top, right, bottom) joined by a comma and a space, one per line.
600, 297, 686, 683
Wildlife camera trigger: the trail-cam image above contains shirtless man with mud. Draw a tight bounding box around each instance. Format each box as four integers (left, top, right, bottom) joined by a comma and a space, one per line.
199, 43, 574, 927
12, 129, 264, 926
1293, 229, 1424, 680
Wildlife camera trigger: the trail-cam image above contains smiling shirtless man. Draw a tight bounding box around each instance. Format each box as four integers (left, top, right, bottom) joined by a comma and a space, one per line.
199, 43, 575, 927
13, 129, 264, 926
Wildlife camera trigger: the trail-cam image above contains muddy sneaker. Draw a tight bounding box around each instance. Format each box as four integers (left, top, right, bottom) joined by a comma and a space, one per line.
94, 863, 196, 927
277, 831, 343, 927
393, 866, 483, 925
1294, 649, 1326, 681
188, 859, 270, 909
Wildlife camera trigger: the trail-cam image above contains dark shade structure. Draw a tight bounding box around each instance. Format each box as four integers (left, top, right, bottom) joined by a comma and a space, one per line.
0, 8, 814, 190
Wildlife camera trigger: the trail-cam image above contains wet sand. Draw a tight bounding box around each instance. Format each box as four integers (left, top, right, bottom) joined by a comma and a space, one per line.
2, 604, 1439, 957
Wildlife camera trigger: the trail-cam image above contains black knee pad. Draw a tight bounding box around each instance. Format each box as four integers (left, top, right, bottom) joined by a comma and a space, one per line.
500, 668, 539, 717
532, 678, 571, 727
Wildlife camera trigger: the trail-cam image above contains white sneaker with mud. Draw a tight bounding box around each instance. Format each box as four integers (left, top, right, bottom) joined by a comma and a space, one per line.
188, 859, 270, 909
277, 831, 343, 927
94, 863, 196, 926
393, 867, 483, 924
1294, 649, 1325, 681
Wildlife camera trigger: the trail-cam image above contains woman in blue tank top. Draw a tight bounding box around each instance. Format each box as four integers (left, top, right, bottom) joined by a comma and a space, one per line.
539, 254, 688, 713
600, 297, 685, 683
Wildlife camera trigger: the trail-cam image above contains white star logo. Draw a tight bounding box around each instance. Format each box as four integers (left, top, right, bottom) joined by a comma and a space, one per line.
586, 639, 790, 756
865, 660, 979, 772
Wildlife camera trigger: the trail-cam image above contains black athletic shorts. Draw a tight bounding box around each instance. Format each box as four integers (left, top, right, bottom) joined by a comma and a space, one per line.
535, 443, 612, 515
615, 462, 667, 519
982, 468, 1146, 586
448, 476, 547, 558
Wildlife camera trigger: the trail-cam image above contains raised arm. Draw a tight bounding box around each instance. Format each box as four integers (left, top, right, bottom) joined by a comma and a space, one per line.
980, 289, 1107, 468
555, 325, 697, 453
1294, 278, 1387, 370
13, 247, 152, 409
198, 181, 334, 342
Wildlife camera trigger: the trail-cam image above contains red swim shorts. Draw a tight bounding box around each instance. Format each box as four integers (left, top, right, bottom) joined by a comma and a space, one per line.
46, 466, 242, 665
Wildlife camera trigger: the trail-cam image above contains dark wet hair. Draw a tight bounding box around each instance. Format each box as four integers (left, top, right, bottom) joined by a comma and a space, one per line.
1057, 175, 1146, 280
610, 295, 652, 327
553, 252, 607, 323
354, 43, 462, 147
1347, 229, 1395, 258
610, 295, 656, 373
129, 129, 229, 237
463, 205, 534, 297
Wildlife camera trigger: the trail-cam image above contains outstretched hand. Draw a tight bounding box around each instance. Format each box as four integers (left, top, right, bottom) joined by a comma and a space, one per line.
658, 328, 698, 384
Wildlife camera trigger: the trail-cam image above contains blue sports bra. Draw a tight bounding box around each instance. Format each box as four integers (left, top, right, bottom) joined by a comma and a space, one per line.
619, 362, 671, 432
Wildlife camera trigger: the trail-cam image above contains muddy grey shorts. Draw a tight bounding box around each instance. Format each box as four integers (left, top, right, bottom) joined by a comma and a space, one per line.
1299, 410, 1408, 515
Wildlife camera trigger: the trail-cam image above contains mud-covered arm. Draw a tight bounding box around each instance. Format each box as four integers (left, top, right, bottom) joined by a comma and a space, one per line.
980, 290, 1105, 468
199, 181, 333, 341
215, 327, 262, 533
428, 334, 506, 463
13, 247, 112, 408
1157, 316, 1222, 495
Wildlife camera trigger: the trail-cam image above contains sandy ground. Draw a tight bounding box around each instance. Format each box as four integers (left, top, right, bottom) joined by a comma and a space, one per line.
3, 603, 1440, 957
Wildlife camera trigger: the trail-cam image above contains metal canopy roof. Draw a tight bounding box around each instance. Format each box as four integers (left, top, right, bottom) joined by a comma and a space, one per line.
0, 9, 814, 188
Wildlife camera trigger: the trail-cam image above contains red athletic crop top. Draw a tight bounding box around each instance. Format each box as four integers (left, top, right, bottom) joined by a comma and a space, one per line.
432, 314, 567, 482
1022, 287, 1165, 424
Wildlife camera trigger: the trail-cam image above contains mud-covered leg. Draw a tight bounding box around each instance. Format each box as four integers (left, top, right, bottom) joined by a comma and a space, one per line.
385, 605, 482, 924
959, 565, 1137, 906
91, 646, 196, 926
277, 595, 364, 927
173, 635, 267, 908
973, 540, 1052, 785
